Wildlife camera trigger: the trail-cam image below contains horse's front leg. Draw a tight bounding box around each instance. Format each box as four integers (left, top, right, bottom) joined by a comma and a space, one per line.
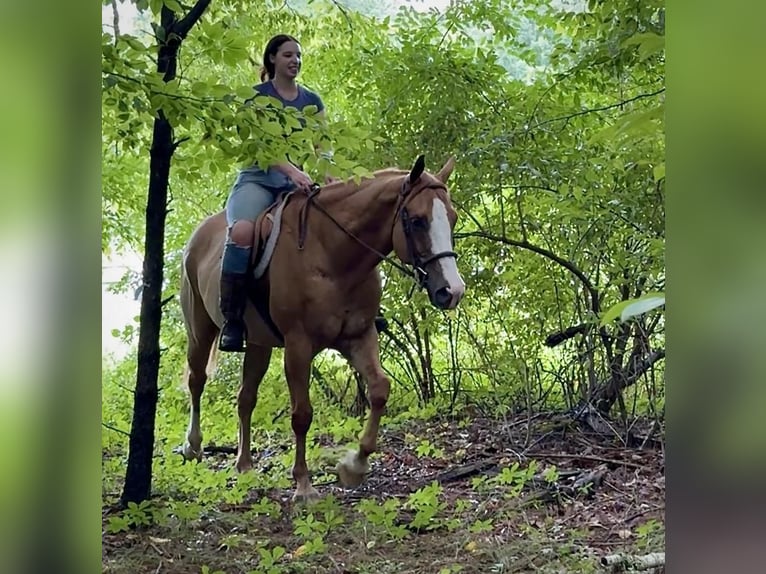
235, 343, 272, 472
336, 327, 391, 487
284, 335, 319, 502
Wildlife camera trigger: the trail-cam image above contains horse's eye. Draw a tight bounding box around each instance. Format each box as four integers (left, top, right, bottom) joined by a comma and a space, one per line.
411, 217, 428, 230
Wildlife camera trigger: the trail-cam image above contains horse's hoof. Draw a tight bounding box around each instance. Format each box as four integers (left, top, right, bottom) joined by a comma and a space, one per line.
292, 486, 320, 503
181, 442, 203, 462
336, 451, 369, 488
235, 458, 254, 473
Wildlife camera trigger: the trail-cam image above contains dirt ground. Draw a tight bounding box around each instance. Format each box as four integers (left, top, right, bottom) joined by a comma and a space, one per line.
102, 412, 665, 573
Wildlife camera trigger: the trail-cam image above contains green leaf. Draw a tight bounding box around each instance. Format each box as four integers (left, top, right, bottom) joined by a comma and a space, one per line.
163, 0, 184, 12
653, 162, 665, 181
123, 36, 146, 52
191, 82, 208, 97
601, 292, 666, 326
600, 300, 634, 326
622, 32, 665, 61
620, 293, 665, 322
236, 86, 254, 100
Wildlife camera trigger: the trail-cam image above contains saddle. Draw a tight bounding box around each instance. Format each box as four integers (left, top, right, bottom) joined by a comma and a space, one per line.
250, 190, 296, 280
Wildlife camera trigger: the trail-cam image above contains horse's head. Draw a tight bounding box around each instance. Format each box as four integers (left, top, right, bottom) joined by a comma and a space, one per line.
392, 155, 466, 310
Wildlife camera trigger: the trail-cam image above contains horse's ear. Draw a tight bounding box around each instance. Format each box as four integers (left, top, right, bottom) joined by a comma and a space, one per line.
436, 155, 456, 183
409, 154, 426, 183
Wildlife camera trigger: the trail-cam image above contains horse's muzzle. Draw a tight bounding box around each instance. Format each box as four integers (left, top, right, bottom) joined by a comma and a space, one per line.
429, 283, 464, 310
433, 286, 452, 309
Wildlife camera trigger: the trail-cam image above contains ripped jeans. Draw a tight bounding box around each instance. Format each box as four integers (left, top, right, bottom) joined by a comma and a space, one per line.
221, 168, 293, 276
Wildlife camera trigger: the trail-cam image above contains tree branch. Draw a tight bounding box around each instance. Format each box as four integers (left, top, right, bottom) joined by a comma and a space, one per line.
454, 230, 600, 313
103, 422, 130, 437
173, 0, 213, 39
111, 0, 121, 43
545, 323, 589, 348
328, 0, 353, 32
524, 88, 665, 133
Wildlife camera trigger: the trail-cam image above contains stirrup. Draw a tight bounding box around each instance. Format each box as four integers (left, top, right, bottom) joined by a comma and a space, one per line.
219, 321, 246, 352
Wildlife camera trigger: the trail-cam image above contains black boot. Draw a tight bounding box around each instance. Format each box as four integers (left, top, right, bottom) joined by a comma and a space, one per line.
218, 272, 248, 352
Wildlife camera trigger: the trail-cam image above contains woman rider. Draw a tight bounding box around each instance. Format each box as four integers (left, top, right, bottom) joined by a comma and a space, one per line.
218, 34, 336, 352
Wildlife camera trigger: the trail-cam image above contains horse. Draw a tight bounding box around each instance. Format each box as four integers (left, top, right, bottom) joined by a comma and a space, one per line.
178, 154, 466, 501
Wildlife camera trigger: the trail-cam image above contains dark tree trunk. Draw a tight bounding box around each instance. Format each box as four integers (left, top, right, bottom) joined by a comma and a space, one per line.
594, 348, 665, 414
120, 0, 212, 507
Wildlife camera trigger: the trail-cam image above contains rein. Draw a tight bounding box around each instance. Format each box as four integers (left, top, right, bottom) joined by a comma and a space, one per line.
296, 177, 457, 288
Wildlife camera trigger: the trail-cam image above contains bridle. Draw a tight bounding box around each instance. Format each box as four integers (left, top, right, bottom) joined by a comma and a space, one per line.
297, 176, 458, 289
396, 178, 458, 288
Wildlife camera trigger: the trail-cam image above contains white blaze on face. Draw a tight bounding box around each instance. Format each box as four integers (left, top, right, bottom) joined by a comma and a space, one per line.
430, 199, 466, 307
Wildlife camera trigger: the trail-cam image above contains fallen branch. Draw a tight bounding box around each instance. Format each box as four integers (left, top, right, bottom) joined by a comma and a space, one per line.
601, 551, 665, 572
566, 464, 607, 495
533, 452, 645, 470
408, 457, 500, 491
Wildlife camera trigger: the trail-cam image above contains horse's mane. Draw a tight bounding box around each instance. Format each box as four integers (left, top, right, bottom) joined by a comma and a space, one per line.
318, 167, 408, 200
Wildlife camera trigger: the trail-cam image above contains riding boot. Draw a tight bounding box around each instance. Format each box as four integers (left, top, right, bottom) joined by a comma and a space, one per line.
219, 271, 248, 352
218, 241, 252, 353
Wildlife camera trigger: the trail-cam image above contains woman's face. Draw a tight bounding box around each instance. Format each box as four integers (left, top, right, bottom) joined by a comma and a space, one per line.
271, 40, 302, 80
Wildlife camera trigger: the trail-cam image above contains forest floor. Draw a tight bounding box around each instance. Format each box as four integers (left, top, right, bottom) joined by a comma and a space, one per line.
102, 411, 665, 574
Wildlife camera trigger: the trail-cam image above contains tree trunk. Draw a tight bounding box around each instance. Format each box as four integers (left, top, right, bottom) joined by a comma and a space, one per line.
594, 349, 666, 414
120, 0, 212, 507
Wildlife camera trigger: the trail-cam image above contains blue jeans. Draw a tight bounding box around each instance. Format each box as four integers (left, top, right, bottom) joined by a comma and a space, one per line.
225, 181, 277, 227
221, 170, 292, 275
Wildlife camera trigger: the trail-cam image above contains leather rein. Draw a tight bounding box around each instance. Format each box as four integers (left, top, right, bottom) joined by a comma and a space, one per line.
297, 177, 457, 288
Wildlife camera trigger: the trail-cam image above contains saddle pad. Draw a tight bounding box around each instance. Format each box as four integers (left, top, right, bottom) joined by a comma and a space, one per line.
252, 191, 295, 279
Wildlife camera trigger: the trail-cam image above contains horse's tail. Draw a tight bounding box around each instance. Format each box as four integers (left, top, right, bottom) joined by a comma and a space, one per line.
206, 334, 220, 378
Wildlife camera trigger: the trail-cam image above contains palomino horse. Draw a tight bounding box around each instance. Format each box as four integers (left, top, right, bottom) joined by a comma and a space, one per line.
179, 155, 466, 500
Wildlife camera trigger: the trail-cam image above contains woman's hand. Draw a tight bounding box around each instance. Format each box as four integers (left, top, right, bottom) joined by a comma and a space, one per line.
288, 166, 314, 193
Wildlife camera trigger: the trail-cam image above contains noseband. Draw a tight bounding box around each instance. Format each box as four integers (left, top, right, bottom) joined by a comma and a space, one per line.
397, 178, 458, 288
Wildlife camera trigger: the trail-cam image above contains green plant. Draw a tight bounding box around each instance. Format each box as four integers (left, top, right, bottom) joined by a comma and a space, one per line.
542, 465, 560, 484
415, 439, 445, 458
105, 500, 155, 533
250, 545, 286, 574
469, 518, 494, 534
246, 496, 282, 519
356, 497, 408, 540
492, 461, 538, 498
635, 518, 664, 549
405, 481, 448, 531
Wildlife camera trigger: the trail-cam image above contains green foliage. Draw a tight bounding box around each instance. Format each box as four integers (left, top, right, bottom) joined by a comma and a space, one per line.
355, 497, 409, 540
492, 460, 538, 498
254, 545, 287, 574
634, 518, 664, 550
405, 481, 448, 531
105, 499, 159, 532
542, 464, 560, 484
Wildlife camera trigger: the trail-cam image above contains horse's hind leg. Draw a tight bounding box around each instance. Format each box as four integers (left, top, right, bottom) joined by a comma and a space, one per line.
235, 343, 272, 472
181, 286, 219, 462
336, 327, 391, 488
182, 329, 217, 461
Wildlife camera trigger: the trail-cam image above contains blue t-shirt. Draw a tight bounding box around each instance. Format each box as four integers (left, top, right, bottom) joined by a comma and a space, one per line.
239, 81, 325, 192
252, 81, 324, 113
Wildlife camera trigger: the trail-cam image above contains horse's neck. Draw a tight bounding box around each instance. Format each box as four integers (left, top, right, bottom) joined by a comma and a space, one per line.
314, 174, 404, 273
